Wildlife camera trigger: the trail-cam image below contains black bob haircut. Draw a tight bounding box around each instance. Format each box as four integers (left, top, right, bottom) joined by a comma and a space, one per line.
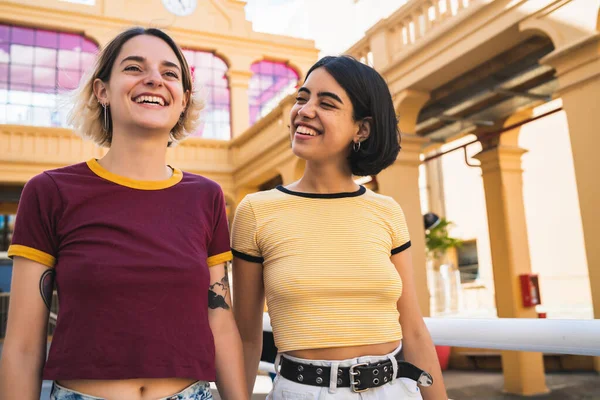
303, 56, 401, 176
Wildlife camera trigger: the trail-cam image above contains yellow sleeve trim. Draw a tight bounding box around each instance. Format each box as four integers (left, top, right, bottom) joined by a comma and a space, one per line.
7, 245, 56, 268
207, 251, 233, 267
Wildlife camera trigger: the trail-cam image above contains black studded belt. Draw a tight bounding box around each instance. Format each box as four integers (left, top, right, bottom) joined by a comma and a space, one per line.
279, 352, 433, 393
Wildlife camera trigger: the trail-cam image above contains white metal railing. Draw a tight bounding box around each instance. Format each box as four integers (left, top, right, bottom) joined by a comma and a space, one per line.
260, 313, 600, 373
426, 318, 600, 356
259, 361, 277, 375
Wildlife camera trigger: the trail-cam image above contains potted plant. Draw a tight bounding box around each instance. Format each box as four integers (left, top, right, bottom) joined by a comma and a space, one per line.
424, 215, 463, 268
423, 213, 463, 370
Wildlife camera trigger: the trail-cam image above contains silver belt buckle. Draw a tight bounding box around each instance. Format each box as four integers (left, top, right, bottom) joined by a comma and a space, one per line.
418, 371, 434, 387
349, 363, 369, 393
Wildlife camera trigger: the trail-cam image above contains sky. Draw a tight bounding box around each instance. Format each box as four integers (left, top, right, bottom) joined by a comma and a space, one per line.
60, 0, 408, 56
244, 0, 408, 56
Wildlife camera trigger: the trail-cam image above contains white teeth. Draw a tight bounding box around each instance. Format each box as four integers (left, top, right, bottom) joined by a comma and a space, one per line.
296, 125, 319, 136
134, 95, 165, 106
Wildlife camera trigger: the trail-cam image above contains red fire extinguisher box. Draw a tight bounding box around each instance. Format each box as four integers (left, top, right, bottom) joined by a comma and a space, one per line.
519, 274, 542, 307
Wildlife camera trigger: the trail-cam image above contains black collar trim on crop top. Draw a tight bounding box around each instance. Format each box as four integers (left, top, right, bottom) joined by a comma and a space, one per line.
276, 185, 366, 199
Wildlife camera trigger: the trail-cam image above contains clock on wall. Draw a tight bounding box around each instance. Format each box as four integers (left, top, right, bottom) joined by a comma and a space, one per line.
162, 0, 197, 16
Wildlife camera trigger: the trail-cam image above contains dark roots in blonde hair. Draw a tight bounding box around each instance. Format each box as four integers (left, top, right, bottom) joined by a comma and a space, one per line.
69, 27, 203, 147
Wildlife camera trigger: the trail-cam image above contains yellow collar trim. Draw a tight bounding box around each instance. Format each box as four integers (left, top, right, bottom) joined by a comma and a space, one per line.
86, 159, 183, 190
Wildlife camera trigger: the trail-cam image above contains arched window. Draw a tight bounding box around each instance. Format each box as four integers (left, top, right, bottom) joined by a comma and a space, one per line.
248, 61, 298, 125
183, 50, 230, 140
0, 24, 98, 127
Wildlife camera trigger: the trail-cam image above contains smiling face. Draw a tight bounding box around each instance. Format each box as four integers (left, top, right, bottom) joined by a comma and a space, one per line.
93, 34, 189, 139
290, 67, 369, 166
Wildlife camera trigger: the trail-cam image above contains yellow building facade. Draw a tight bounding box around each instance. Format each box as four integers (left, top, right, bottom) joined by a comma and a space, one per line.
0, 0, 320, 202
343, 0, 600, 394
1, 0, 599, 396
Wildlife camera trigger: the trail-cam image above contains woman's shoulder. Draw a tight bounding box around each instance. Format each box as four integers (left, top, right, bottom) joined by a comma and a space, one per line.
25, 162, 90, 190
362, 189, 400, 209
237, 187, 289, 213
243, 187, 286, 203
182, 171, 218, 186
180, 171, 226, 196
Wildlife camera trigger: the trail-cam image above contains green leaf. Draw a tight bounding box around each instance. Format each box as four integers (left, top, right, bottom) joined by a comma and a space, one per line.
425, 217, 463, 259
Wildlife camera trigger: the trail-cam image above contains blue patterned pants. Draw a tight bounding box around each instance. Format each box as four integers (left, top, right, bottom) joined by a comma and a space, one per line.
50, 381, 213, 400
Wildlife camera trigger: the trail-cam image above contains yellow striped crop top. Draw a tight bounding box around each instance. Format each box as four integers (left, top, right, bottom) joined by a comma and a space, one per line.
231, 185, 411, 352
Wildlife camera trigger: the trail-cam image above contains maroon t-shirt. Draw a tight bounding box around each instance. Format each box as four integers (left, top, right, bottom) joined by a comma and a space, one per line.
8, 159, 232, 381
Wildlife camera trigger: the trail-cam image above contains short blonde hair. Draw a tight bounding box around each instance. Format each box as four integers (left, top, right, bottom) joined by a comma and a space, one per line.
69, 27, 204, 147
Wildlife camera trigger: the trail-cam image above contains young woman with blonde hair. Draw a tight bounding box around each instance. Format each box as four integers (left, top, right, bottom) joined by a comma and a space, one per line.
0, 27, 247, 400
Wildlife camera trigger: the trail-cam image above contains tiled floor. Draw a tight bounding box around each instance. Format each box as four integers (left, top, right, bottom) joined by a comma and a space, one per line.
444, 371, 600, 400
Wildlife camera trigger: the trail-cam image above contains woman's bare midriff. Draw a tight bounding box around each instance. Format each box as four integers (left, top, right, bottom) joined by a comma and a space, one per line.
286, 339, 401, 361
56, 378, 197, 400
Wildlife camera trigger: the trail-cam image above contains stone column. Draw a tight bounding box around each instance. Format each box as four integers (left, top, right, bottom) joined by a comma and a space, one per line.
378, 134, 431, 316
542, 33, 600, 371
424, 154, 446, 217
227, 69, 253, 138
473, 113, 548, 395
377, 89, 431, 315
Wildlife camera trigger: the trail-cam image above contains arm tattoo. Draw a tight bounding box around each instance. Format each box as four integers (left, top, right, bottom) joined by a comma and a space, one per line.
208, 274, 231, 310
39, 269, 55, 311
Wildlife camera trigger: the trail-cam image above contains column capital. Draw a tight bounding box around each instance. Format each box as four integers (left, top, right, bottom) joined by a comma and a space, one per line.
227, 54, 255, 74
227, 69, 253, 89
473, 145, 528, 174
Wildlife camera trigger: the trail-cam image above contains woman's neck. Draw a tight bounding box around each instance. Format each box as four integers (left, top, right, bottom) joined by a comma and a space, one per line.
99, 129, 171, 181
292, 160, 359, 193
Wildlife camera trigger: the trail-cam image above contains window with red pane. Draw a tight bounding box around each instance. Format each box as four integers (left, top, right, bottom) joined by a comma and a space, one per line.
183, 50, 230, 140
249, 61, 298, 125
0, 24, 98, 127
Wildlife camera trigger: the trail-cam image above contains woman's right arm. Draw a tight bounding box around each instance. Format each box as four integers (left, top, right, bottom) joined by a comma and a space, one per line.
232, 257, 265, 397
0, 257, 53, 400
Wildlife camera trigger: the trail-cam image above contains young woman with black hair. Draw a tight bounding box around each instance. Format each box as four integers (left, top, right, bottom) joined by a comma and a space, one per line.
232, 56, 447, 399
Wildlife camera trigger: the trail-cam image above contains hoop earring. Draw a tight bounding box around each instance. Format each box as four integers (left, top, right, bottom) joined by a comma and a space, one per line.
353, 141, 361, 152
